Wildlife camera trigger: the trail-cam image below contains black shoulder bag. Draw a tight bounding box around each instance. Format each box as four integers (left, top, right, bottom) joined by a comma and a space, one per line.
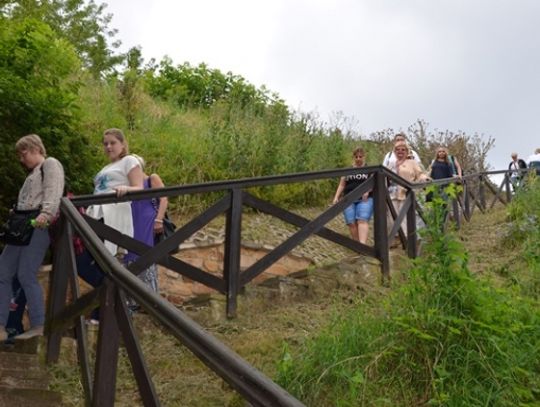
0, 208, 41, 246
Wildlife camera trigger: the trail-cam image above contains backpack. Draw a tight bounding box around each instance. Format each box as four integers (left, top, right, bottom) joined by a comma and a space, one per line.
448, 155, 458, 176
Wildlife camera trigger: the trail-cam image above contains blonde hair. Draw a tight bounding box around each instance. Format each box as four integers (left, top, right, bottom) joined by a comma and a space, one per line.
434, 146, 450, 164
394, 132, 407, 142
103, 128, 128, 158
393, 141, 410, 154
15, 134, 47, 156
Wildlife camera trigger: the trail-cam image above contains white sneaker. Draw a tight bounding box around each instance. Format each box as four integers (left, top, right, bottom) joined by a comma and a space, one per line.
15, 325, 44, 340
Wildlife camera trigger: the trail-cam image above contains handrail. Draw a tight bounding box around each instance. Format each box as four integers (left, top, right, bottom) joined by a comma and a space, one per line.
70, 165, 381, 206
50, 197, 304, 406
45, 164, 528, 406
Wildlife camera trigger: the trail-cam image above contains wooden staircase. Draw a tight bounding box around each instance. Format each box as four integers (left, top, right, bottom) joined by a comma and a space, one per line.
0, 337, 62, 406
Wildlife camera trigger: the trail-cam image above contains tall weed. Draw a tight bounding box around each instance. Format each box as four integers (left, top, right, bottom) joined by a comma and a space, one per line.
506, 175, 540, 298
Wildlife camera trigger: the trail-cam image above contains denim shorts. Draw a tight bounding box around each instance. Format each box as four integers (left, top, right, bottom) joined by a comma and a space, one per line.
343, 197, 374, 224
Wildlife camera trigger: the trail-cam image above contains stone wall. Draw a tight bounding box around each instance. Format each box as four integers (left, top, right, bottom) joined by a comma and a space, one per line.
37, 242, 313, 307
159, 242, 313, 305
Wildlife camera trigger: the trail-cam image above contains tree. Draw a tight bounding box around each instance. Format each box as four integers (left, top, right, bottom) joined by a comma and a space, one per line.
143, 59, 284, 111
0, 0, 123, 77
0, 17, 93, 214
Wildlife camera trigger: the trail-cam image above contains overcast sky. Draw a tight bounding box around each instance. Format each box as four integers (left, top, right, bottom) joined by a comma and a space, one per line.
106, 0, 540, 170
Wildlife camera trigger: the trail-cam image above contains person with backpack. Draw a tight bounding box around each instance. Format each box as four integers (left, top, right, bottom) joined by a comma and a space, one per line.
0, 134, 64, 341
508, 152, 527, 191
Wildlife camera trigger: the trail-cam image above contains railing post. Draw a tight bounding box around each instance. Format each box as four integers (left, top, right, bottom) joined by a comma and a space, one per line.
463, 179, 471, 220
92, 279, 120, 407
46, 213, 72, 364
452, 196, 461, 230
479, 175, 486, 211
504, 171, 512, 203
223, 188, 242, 318
373, 170, 390, 281
406, 190, 417, 258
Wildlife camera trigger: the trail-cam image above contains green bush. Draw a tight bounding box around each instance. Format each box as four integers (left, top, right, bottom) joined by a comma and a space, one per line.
0, 17, 93, 213
277, 189, 540, 406
506, 175, 540, 298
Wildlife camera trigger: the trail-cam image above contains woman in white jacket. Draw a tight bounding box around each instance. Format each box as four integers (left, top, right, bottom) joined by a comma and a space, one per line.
86, 128, 144, 258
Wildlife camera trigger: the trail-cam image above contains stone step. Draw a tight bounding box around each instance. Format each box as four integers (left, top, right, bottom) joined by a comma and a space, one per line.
0, 350, 50, 390
0, 372, 50, 390
1, 336, 40, 354
0, 351, 40, 368
0, 386, 62, 406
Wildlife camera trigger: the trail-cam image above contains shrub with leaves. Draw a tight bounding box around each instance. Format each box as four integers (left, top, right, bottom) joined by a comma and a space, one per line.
506, 175, 540, 298
277, 188, 540, 406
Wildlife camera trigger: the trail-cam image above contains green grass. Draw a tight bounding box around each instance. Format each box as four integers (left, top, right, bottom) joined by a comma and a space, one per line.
276, 188, 540, 406
47, 187, 540, 406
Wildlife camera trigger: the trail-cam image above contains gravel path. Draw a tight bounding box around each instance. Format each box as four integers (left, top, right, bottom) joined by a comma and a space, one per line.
176, 207, 357, 266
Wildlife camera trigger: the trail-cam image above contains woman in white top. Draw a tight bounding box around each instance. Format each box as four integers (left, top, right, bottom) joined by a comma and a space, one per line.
86, 128, 144, 258
382, 133, 422, 169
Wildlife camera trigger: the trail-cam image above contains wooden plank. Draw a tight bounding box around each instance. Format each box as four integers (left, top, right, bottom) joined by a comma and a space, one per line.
406, 192, 417, 258
388, 196, 411, 244
224, 189, 243, 318
70, 166, 381, 207
242, 191, 376, 257
373, 170, 390, 280
46, 214, 70, 364
64, 222, 93, 405
115, 291, 160, 407
92, 280, 120, 407
486, 176, 507, 208
239, 178, 375, 286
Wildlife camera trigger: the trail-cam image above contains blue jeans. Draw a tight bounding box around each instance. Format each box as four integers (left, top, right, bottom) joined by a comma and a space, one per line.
343, 198, 374, 224
0, 228, 50, 328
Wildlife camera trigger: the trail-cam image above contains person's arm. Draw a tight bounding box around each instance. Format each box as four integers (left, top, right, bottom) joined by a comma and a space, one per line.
114, 161, 144, 197
415, 162, 431, 182
149, 173, 168, 233
333, 177, 346, 204
453, 157, 463, 177
39, 158, 65, 225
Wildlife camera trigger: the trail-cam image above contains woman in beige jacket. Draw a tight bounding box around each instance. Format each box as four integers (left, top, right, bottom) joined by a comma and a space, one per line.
387, 141, 430, 237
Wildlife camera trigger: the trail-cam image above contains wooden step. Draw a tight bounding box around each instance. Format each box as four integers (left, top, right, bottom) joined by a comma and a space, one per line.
0, 386, 62, 406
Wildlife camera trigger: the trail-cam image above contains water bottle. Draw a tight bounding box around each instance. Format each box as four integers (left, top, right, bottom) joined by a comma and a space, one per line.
30, 219, 48, 228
